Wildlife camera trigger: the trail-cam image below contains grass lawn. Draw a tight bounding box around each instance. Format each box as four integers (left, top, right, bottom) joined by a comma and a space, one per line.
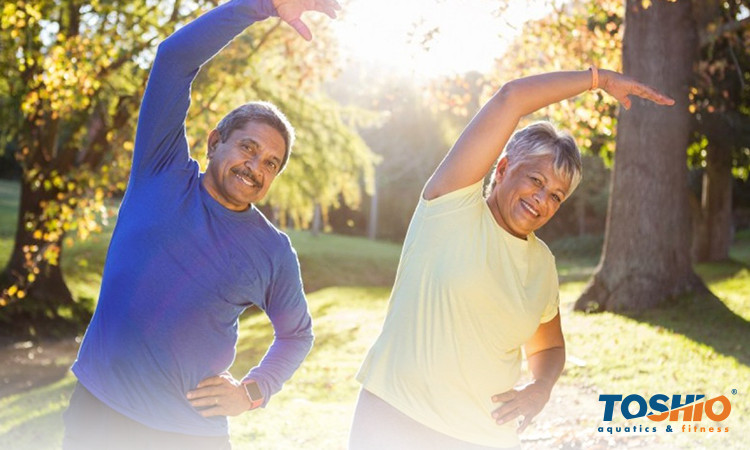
0, 178, 747, 449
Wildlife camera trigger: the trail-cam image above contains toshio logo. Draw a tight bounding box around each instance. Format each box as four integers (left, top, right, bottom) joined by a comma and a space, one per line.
599, 394, 731, 422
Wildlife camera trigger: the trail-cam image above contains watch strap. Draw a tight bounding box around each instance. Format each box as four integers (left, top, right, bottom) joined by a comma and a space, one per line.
242, 380, 264, 410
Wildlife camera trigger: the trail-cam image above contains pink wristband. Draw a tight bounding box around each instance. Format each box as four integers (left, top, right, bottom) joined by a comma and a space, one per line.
589, 66, 599, 90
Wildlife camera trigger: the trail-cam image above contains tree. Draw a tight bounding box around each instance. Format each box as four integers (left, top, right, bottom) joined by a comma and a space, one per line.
689, 0, 750, 262
328, 68, 451, 241
574, 0, 706, 312
0, 0, 172, 335
0, 0, 375, 336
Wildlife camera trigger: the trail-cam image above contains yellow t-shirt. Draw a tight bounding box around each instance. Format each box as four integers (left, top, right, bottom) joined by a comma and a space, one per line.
357, 181, 559, 448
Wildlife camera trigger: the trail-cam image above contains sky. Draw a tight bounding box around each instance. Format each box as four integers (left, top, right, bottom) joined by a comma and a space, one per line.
330, 0, 553, 79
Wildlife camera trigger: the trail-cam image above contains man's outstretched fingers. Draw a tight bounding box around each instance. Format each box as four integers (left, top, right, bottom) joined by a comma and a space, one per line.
288, 18, 312, 41
318, 0, 340, 18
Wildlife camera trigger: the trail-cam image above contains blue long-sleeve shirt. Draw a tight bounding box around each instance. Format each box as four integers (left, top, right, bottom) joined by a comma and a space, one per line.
71, 0, 313, 436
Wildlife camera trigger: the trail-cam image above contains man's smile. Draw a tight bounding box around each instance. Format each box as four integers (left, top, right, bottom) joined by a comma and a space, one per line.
231, 168, 261, 189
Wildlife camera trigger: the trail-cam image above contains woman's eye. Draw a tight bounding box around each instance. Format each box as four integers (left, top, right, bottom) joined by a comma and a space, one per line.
552, 194, 561, 203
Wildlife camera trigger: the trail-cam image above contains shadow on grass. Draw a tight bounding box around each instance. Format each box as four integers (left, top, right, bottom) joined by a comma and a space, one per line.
694, 258, 749, 283
622, 290, 750, 367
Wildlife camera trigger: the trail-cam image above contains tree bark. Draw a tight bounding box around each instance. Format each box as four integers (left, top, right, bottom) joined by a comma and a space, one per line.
0, 176, 88, 337
693, 140, 733, 262
575, 0, 706, 312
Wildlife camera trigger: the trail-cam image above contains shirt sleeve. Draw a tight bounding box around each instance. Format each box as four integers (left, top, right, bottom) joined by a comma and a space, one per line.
243, 240, 313, 405
416, 180, 486, 218
130, 0, 277, 182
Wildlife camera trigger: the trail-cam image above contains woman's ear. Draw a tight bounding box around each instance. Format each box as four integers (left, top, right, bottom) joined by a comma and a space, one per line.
494, 156, 509, 183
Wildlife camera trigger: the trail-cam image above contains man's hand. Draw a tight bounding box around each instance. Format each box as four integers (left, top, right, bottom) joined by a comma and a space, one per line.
491, 379, 553, 433
273, 0, 341, 41
187, 371, 253, 417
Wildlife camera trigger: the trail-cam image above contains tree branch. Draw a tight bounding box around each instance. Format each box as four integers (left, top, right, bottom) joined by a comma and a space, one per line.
700, 16, 750, 47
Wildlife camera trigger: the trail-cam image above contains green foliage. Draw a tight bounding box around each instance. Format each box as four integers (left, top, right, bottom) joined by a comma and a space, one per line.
0, 0, 377, 308
491, 0, 624, 162
690, 0, 750, 178
186, 17, 378, 228
0, 0, 195, 305
327, 70, 455, 240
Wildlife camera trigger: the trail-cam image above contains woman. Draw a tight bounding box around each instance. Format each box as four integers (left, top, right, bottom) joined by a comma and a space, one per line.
349, 68, 674, 449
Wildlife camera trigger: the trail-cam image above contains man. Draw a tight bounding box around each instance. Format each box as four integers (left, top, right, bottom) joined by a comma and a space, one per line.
63, 0, 340, 448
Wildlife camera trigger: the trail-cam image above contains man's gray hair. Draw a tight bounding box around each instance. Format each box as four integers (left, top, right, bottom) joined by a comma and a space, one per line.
216, 101, 295, 172
488, 121, 582, 197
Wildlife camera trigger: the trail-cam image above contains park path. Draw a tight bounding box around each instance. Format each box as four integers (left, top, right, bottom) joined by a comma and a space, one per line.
0, 337, 79, 398
0, 338, 677, 449
522, 383, 676, 449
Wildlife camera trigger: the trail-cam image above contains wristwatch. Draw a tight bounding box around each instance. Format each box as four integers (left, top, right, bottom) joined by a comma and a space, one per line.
242, 379, 264, 410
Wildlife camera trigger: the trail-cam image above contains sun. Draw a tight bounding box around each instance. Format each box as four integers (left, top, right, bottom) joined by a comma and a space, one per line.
330, 0, 552, 80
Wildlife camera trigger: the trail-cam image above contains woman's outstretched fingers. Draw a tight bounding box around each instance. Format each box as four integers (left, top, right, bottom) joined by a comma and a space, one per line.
518, 413, 533, 433
632, 81, 675, 105
601, 70, 674, 109
491, 390, 520, 425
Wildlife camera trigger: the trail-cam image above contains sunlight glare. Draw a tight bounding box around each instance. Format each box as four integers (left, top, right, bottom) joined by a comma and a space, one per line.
331, 0, 552, 79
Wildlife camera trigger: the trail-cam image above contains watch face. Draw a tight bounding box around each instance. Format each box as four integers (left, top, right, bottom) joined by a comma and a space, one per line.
246, 382, 262, 400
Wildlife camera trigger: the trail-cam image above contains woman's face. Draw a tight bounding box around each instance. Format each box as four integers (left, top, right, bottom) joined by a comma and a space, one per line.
488, 156, 571, 239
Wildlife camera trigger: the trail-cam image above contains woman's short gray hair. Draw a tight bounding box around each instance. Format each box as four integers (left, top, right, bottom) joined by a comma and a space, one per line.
487, 121, 582, 197
216, 101, 295, 172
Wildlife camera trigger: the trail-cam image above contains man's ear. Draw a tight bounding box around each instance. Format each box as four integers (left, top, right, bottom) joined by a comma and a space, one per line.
207, 129, 221, 159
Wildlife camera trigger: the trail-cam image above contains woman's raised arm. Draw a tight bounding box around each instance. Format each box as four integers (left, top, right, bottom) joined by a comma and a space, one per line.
422, 69, 674, 200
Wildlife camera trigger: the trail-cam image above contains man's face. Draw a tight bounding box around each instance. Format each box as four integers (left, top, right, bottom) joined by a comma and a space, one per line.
202, 121, 286, 211
488, 156, 571, 239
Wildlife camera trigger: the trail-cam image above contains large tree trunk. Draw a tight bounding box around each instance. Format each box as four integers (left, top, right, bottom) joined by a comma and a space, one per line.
0, 176, 89, 337
575, 0, 706, 312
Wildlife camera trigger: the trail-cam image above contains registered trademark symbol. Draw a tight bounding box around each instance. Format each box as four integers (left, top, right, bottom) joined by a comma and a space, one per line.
732, 389, 737, 395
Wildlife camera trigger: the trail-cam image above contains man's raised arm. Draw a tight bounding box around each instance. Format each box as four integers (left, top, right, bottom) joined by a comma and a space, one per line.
131, 0, 339, 179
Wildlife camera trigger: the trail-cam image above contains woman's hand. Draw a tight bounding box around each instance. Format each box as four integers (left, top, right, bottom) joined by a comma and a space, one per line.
272, 0, 341, 41
491, 379, 553, 433
599, 69, 675, 110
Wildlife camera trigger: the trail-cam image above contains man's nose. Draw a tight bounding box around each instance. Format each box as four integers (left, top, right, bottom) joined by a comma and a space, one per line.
244, 155, 261, 172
